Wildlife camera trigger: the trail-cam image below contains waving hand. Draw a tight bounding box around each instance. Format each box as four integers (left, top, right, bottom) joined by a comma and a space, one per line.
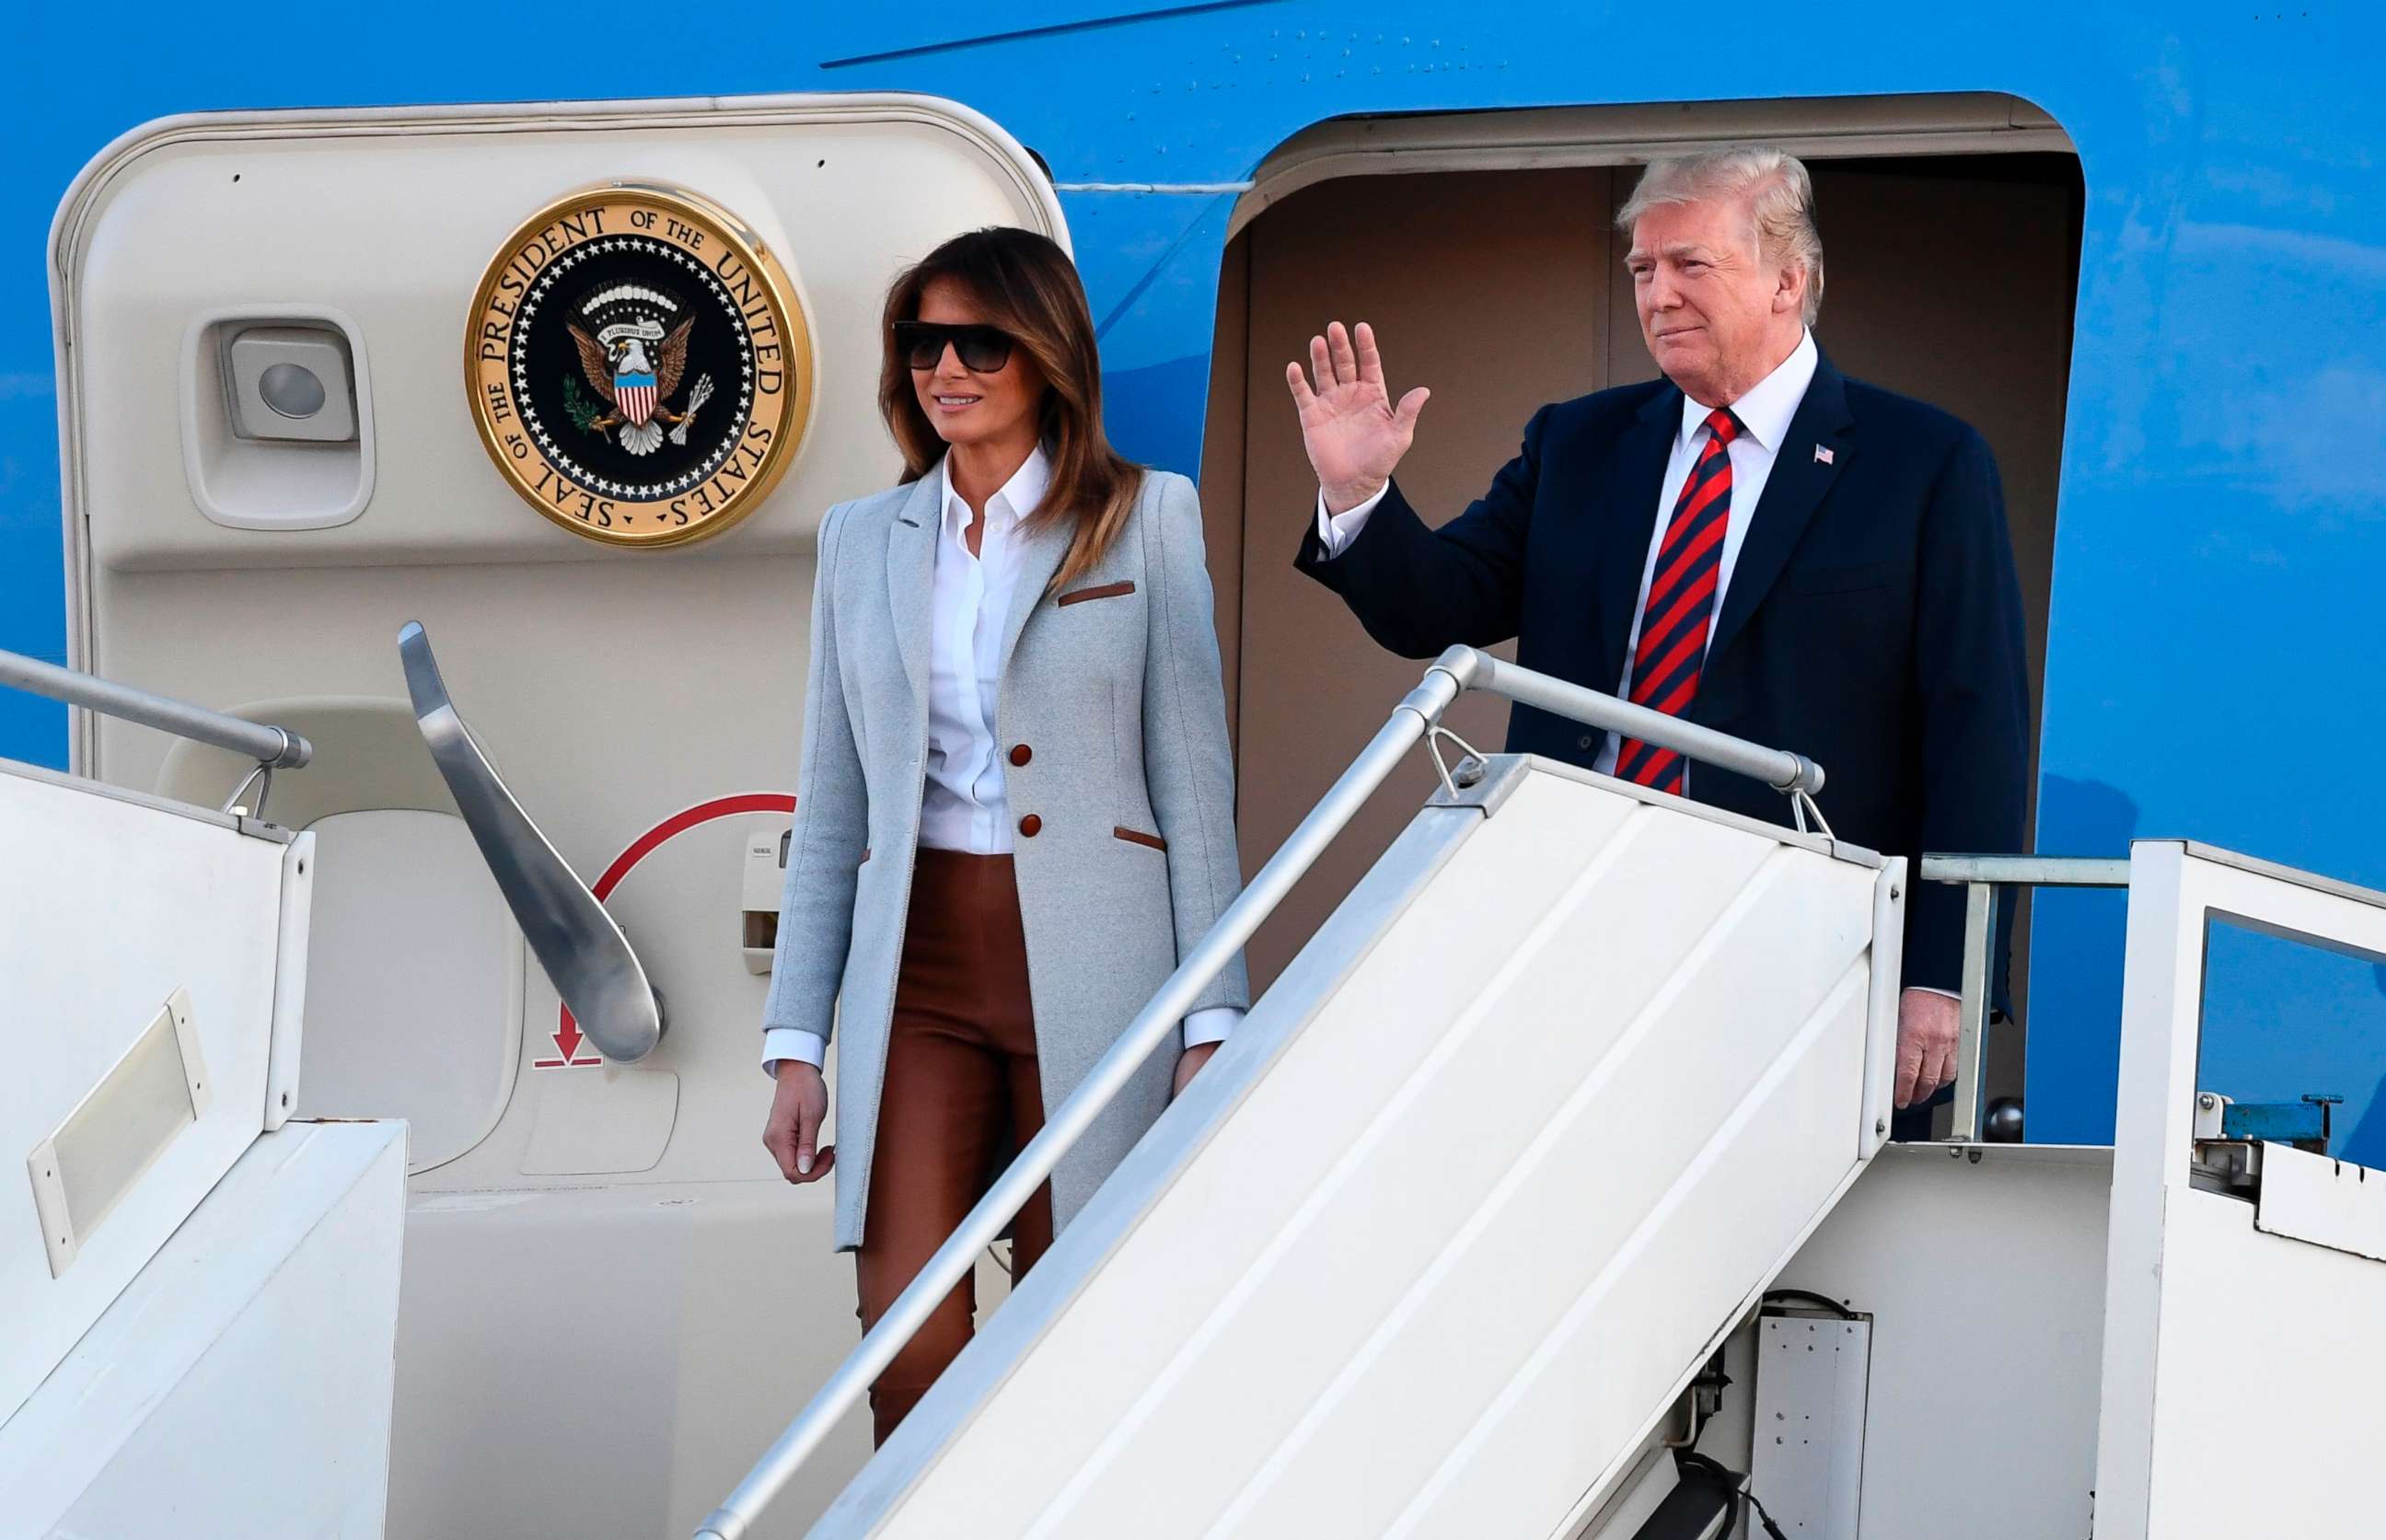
1285, 320, 1430, 515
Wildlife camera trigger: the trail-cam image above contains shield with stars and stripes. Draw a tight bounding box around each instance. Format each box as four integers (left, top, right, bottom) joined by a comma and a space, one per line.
615, 372, 658, 426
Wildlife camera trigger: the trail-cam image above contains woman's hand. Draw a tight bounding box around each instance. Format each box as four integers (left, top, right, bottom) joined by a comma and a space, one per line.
763, 1061, 834, 1183
1172, 1040, 1222, 1099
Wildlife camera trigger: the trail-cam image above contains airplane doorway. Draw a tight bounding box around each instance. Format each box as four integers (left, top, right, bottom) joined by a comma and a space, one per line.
1199, 99, 2081, 1113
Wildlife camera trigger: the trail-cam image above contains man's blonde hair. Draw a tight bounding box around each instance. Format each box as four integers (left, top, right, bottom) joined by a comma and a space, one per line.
1618, 147, 1824, 327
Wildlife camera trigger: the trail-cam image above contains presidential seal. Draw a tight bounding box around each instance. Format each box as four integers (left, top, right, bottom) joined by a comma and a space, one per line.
466, 182, 810, 546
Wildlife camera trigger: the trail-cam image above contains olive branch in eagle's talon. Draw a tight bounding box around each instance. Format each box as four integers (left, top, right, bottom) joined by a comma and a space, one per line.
562, 374, 605, 434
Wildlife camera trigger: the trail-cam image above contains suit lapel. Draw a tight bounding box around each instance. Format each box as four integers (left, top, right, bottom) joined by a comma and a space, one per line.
1594, 387, 1687, 690
1705, 355, 1855, 664
886, 471, 943, 704
997, 501, 1081, 683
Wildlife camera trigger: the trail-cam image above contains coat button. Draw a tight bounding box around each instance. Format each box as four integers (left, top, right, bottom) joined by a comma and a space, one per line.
1010, 744, 1032, 767
1578, 734, 1598, 750
1018, 814, 1042, 838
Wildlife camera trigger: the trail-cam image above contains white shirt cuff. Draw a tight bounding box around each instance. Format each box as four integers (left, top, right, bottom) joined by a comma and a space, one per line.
1315, 483, 1390, 558
1183, 1006, 1242, 1049
762, 1027, 827, 1075
1908, 986, 1962, 1002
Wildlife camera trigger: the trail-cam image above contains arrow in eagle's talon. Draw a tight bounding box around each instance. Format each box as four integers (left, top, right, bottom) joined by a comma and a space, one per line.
669, 375, 716, 446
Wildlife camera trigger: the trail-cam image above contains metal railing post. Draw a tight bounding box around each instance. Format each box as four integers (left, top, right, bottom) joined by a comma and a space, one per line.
1950, 881, 1999, 1141
1922, 855, 2135, 1143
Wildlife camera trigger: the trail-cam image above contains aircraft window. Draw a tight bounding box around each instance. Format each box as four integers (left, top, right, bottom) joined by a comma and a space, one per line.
2198, 915, 2386, 1168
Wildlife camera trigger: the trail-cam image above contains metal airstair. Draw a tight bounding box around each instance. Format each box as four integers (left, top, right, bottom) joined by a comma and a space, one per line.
19, 643, 2386, 1540
0, 657, 404, 1539
702, 645, 1906, 1540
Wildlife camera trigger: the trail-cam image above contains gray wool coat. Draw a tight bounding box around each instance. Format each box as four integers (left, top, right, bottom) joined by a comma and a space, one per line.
761, 464, 1251, 1252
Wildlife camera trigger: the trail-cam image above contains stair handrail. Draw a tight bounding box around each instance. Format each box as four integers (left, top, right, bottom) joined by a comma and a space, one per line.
693, 644, 1825, 1540
1919, 854, 2135, 1142
0, 648, 312, 821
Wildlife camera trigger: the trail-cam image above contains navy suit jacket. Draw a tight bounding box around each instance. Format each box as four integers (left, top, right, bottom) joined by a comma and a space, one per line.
1295, 353, 2030, 993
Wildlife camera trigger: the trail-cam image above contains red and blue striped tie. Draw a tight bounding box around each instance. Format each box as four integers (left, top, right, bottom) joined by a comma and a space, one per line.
1614, 407, 1740, 794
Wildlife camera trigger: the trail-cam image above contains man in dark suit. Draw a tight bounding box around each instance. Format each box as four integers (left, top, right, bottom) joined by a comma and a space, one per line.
1287, 148, 2028, 1132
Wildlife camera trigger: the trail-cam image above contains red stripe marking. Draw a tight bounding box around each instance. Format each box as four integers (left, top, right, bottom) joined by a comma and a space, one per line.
590, 792, 796, 901
551, 792, 798, 1064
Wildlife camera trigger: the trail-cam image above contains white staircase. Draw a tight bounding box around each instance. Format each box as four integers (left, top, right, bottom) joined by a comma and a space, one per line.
0, 751, 406, 1539
0, 1119, 406, 1539
820, 752, 1902, 1539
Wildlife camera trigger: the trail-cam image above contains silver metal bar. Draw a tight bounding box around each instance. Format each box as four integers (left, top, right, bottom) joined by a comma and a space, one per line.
1925, 854, 2132, 1142
691, 664, 1465, 1540
2177, 840, 2386, 913
1949, 882, 1998, 1141
1920, 854, 2130, 887
1471, 651, 1824, 796
400, 622, 666, 1063
0, 646, 311, 770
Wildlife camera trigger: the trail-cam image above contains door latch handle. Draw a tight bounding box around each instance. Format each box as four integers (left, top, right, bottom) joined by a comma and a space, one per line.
399, 621, 665, 1062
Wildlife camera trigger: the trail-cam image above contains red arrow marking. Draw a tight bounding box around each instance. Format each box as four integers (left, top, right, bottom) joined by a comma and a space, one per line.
543, 791, 797, 1067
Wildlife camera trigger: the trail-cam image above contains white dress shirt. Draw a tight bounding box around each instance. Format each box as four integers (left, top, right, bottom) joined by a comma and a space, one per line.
921, 448, 1046, 855
1315, 330, 1821, 793
767, 448, 1242, 1073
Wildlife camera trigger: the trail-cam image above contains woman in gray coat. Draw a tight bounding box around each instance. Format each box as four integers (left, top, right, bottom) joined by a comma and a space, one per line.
758, 226, 1249, 1444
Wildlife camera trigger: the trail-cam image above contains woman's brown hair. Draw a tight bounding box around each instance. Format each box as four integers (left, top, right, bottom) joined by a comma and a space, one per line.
878, 227, 1141, 591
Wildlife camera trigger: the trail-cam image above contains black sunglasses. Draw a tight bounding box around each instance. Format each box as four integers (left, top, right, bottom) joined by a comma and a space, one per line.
894, 321, 1016, 374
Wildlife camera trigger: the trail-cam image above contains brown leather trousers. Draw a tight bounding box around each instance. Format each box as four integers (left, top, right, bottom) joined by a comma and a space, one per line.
853, 848, 1056, 1446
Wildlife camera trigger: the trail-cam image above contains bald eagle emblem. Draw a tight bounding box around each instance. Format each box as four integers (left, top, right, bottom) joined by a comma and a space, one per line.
565, 291, 716, 456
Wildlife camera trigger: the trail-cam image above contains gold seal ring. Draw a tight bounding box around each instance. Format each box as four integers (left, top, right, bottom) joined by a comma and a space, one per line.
464, 181, 811, 547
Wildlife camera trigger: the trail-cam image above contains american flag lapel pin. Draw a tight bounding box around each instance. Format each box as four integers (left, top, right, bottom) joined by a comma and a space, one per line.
1813, 444, 1836, 465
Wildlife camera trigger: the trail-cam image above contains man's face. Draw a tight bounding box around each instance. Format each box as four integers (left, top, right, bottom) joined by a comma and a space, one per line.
1627, 196, 1803, 406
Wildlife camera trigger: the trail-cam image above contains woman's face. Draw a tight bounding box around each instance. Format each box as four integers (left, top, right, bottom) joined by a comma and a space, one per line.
910, 276, 1046, 452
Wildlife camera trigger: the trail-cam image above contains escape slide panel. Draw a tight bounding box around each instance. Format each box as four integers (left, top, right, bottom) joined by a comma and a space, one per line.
0, 760, 307, 1426
829, 757, 1901, 1539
